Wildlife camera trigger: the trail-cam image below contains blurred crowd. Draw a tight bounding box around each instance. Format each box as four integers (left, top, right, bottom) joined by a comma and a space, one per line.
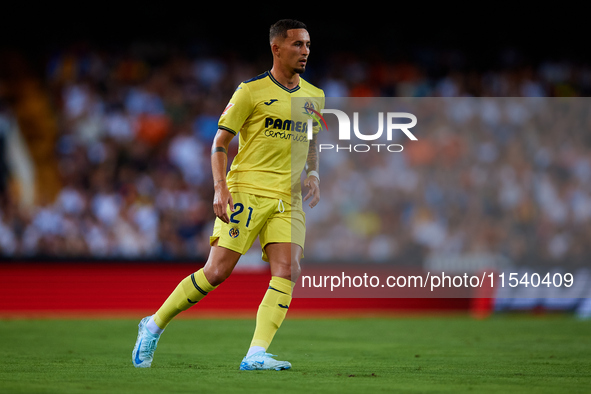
306, 97, 591, 270
0, 42, 590, 267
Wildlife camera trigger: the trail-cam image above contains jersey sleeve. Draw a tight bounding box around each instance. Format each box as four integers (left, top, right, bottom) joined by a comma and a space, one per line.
218, 83, 253, 135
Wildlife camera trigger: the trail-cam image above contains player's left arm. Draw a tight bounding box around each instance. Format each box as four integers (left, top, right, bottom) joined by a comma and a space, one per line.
303, 137, 320, 208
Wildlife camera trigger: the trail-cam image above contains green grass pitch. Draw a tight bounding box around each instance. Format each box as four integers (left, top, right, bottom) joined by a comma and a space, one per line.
0, 315, 589, 393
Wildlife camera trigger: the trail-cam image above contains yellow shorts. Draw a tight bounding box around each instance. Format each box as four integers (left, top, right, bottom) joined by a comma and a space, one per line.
210, 192, 306, 262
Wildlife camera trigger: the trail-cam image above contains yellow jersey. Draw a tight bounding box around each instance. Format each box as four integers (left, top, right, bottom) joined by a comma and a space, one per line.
218, 71, 324, 206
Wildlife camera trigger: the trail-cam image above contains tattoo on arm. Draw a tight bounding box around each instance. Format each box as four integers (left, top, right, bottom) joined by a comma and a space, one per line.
211, 146, 228, 156
305, 138, 318, 173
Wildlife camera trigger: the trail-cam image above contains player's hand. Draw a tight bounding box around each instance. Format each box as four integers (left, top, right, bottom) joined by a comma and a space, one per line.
303, 175, 320, 208
213, 181, 234, 223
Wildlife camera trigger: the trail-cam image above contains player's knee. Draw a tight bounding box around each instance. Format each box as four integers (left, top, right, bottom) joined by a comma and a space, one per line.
203, 266, 232, 287
271, 260, 301, 282
290, 263, 302, 282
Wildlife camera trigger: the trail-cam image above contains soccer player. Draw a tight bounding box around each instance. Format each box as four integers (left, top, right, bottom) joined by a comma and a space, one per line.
132, 19, 324, 370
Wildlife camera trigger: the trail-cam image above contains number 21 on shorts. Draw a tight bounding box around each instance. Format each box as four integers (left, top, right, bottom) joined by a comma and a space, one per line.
230, 203, 253, 227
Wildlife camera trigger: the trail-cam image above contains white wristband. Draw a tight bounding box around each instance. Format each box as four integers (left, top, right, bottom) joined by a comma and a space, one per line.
307, 170, 320, 182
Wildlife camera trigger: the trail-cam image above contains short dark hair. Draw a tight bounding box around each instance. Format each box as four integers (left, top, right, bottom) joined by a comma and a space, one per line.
269, 19, 307, 43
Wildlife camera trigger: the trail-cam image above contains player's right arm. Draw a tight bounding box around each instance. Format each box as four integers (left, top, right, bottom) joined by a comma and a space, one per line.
211, 129, 235, 223
213, 82, 253, 223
